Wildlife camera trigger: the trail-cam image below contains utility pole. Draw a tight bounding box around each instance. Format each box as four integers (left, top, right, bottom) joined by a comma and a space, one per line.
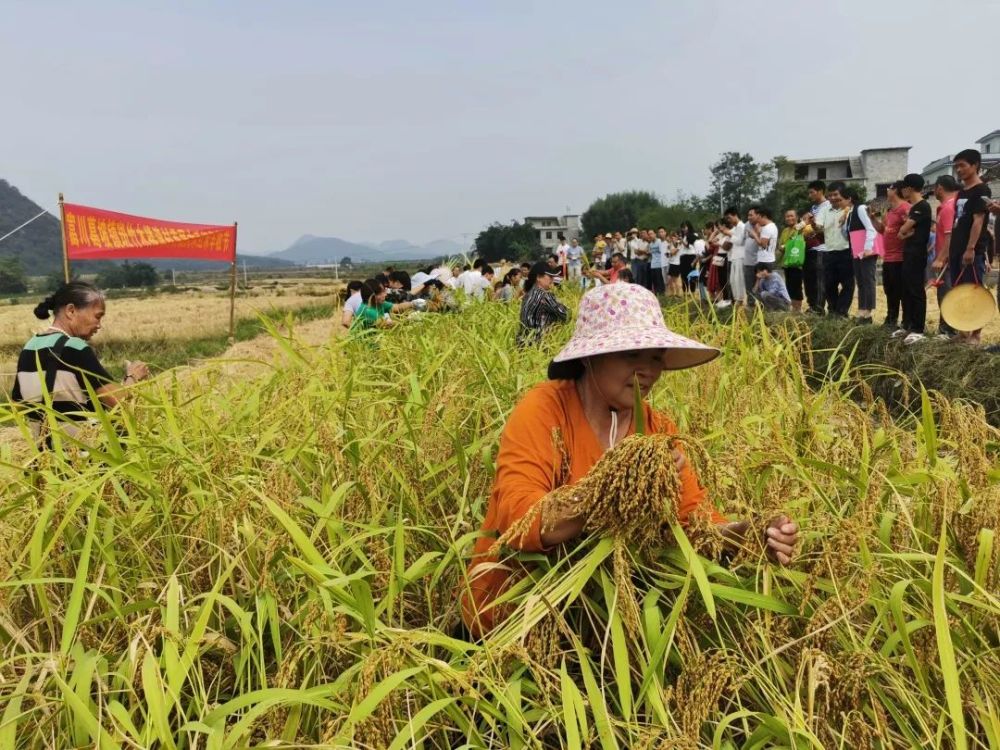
171, 268, 176, 286
242, 259, 248, 287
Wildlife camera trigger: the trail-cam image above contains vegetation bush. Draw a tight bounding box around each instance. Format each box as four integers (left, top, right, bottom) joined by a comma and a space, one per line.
0, 298, 997, 748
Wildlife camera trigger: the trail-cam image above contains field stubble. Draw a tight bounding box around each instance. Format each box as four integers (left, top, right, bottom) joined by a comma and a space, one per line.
0, 294, 997, 748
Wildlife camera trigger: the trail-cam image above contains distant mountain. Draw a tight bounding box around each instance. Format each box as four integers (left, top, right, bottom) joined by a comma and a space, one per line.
269, 235, 466, 264
269, 236, 383, 264
0, 179, 64, 274
0, 178, 288, 276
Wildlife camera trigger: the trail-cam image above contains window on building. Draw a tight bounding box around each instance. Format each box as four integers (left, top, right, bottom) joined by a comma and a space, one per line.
986, 144, 992, 154
546, 231, 552, 240
817, 167, 827, 180
794, 164, 808, 180
876, 183, 890, 198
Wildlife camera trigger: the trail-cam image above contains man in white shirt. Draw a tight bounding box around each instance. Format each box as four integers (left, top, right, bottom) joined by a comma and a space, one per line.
465, 264, 494, 299
566, 238, 584, 286
627, 228, 650, 289
741, 208, 761, 306
555, 236, 570, 277
721, 207, 747, 304
749, 206, 779, 266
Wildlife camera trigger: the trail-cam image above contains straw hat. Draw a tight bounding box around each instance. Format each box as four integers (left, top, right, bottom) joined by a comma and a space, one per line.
550, 283, 719, 371
941, 283, 997, 331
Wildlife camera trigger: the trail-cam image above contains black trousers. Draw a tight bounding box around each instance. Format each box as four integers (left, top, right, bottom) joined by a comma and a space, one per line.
803, 248, 824, 312
823, 249, 854, 317
882, 260, 903, 327
783, 267, 804, 302
901, 250, 927, 333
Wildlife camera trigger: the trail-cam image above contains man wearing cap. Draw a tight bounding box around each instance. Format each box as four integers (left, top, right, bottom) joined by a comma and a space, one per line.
460, 283, 801, 638
627, 228, 649, 289
897, 173, 932, 343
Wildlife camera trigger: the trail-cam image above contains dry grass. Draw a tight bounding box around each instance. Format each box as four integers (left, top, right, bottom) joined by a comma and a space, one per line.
0, 279, 341, 348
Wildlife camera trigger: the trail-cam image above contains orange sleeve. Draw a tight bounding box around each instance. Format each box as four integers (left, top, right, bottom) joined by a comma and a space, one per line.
490, 388, 565, 552
651, 409, 727, 525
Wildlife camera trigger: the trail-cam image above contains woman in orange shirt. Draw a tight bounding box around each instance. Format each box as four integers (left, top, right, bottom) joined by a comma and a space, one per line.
461, 283, 799, 638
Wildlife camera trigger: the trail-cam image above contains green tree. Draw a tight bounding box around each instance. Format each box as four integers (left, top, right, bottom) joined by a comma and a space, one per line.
704, 152, 775, 214
474, 221, 542, 263
96, 261, 158, 289
580, 191, 663, 239
0, 257, 28, 294
340, 256, 353, 266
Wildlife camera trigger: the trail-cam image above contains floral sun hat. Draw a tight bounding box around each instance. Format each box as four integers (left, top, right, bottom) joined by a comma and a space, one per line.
551, 283, 720, 371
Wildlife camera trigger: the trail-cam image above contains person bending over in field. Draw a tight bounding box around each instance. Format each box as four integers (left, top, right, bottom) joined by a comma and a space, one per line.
461, 283, 800, 638
11, 281, 150, 445
340, 280, 365, 329
350, 279, 420, 334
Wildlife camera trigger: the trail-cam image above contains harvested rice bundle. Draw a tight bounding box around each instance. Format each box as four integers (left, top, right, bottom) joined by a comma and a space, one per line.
496, 433, 682, 553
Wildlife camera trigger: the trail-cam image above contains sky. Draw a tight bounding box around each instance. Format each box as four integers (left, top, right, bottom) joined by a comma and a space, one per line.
3, 0, 1000, 254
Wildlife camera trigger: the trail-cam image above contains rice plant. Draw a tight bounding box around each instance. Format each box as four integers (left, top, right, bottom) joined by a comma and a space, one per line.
0, 296, 997, 748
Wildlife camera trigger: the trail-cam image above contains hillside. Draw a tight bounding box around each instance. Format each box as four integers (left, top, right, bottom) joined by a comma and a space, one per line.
0, 180, 63, 275
0, 179, 291, 275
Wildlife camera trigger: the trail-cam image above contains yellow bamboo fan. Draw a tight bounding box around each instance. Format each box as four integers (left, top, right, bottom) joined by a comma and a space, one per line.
940, 282, 997, 332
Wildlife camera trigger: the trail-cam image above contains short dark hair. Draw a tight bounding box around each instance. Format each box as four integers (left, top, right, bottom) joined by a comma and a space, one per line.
723, 206, 740, 217
840, 186, 860, 204
375, 272, 390, 285
935, 174, 960, 192
472, 258, 484, 269
388, 270, 411, 290
618, 268, 634, 283
611, 252, 625, 263
889, 180, 906, 194
752, 205, 772, 219
548, 254, 558, 262
755, 262, 774, 273
346, 280, 364, 293
902, 173, 925, 191
807, 180, 826, 192
34, 281, 104, 321
954, 149, 982, 169
827, 181, 847, 194
520, 262, 531, 270
481, 265, 494, 277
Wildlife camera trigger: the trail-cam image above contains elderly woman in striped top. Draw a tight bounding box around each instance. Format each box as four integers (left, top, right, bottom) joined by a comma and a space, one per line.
517, 261, 568, 347
12, 281, 150, 443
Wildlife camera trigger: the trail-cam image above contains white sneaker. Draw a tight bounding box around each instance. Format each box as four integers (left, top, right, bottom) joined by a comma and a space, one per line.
715, 300, 732, 308
903, 332, 926, 345
890, 328, 909, 339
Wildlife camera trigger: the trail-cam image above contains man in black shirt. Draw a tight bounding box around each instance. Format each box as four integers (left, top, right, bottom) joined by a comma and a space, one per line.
897, 173, 932, 342
948, 149, 992, 344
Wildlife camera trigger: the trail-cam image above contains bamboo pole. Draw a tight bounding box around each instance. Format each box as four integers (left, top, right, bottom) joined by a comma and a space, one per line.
58, 193, 70, 283
228, 222, 238, 343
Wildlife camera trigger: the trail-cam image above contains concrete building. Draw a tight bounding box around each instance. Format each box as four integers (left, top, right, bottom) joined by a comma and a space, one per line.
778, 147, 911, 200
920, 129, 1000, 184
525, 214, 581, 251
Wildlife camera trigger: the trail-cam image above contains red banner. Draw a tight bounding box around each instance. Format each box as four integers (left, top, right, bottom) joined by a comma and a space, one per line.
62, 203, 236, 262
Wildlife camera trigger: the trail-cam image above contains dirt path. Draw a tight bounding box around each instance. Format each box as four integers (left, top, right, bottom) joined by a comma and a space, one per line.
171, 315, 341, 383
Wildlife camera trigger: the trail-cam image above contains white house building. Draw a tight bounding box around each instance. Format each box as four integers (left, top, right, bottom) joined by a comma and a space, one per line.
920, 129, 1000, 184
525, 214, 581, 251
778, 147, 911, 200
